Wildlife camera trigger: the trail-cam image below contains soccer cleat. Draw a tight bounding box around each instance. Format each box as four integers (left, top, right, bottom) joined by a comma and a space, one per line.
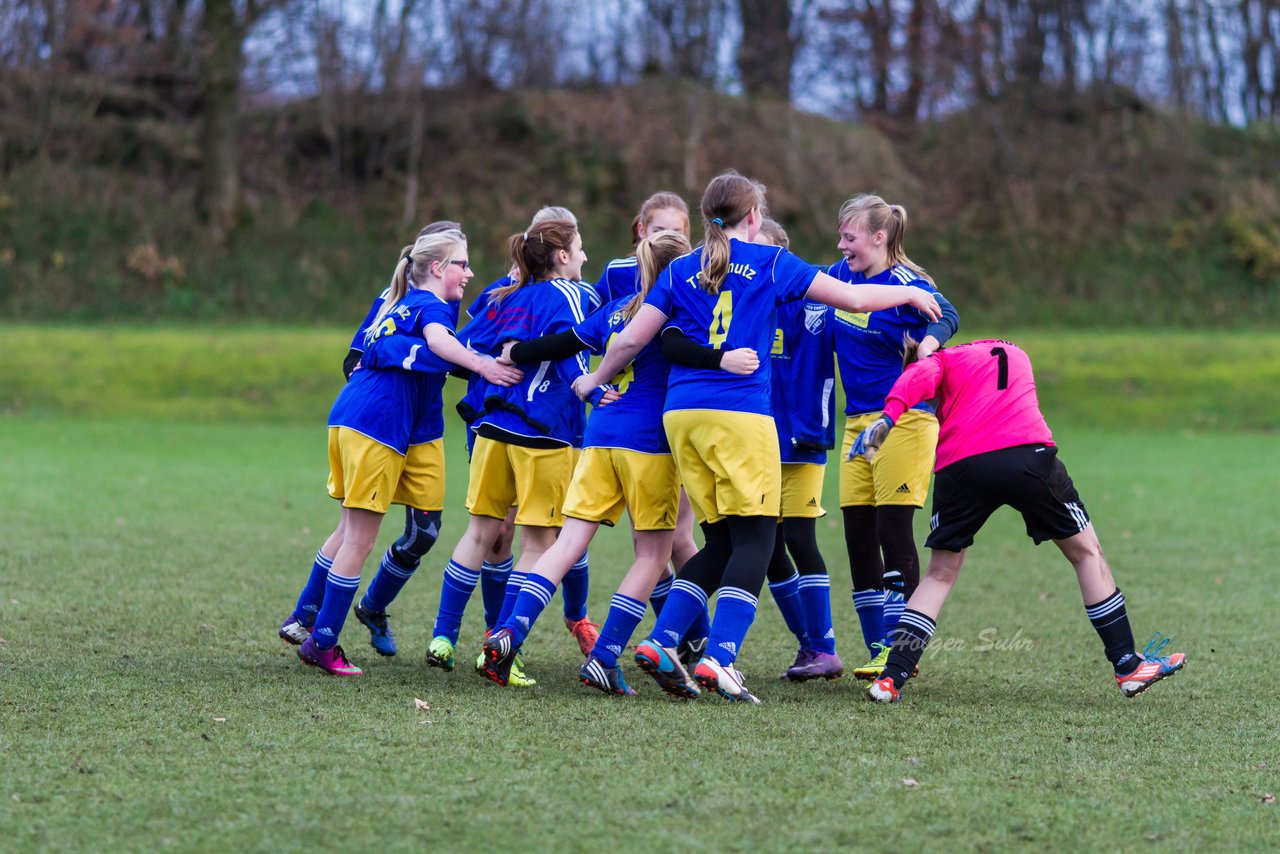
508, 653, 537, 688
579, 656, 636, 696
564, 616, 601, 657
783, 649, 844, 682
634, 637, 700, 699
852, 643, 890, 680
353, 600, 397, 657
481, 628, 518, 687
298, 637, 363, 676
866, 675, 901, 703
425, 635, 456, 672
279, 615, 311, 646
693, 657, 761, 704
677, 635, 708, 669
1116, 633, 1186, 698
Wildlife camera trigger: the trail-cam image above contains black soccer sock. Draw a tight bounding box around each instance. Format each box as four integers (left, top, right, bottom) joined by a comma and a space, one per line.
1085, 589, 1138, 674
884, 609, 936, 690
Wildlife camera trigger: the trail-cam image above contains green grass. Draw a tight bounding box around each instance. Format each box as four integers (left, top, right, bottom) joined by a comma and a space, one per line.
2, 325, 1279, 431
2, 416, 1278, 851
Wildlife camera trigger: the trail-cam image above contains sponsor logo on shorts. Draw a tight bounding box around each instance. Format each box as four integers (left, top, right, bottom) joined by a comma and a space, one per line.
806, 497, 818, 506
896, 483, 911, 494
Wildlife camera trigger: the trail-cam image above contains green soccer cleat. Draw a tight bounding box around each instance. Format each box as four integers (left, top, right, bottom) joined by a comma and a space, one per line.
852, 643, 890, 680
425, 635, 456, 672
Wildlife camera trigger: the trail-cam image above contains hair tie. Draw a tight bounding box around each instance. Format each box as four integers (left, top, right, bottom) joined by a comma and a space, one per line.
710, 217, 724, 227
522, 232, 529, 241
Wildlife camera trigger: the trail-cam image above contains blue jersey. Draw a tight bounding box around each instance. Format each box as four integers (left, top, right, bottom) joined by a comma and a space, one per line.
593, 256, 639, 305
329, 289, 457, 452
474, 278, 595, 444
826, 261, 951, 415
347, 286, 390, 355
771, 299, 836, 465
646, 239, 818, 416
572, 295, 671, 455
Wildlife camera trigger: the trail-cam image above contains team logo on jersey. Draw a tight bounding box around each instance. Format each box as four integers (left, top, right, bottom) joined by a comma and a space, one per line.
804, 302, 826, 334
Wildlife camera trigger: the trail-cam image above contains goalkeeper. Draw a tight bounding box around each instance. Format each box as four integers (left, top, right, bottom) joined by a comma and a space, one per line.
851, 338, 1185, 703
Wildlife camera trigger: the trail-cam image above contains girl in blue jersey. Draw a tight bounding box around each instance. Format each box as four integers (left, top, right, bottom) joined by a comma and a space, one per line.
753, 220, 844, 682
591, 192, 711, 657
281, 228, 522, 676
574, 171, 942, 703
445, 206, 603, 673
423, 218, 600, 680
479, 230, 752, 693
826, 195, 960, 682
295, 220, 462, 660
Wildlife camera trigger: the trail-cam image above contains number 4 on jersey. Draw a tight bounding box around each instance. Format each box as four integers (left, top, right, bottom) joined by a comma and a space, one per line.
708, 290, 734, 350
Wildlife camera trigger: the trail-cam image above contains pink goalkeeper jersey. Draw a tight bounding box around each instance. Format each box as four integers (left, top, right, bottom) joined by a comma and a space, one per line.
880, 339, 1054, 471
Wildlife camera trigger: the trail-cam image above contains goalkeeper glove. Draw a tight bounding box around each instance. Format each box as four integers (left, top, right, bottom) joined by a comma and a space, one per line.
849, 414, 895, 462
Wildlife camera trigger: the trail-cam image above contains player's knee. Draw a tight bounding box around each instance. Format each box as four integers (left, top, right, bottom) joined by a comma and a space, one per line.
392, 508, 442, 567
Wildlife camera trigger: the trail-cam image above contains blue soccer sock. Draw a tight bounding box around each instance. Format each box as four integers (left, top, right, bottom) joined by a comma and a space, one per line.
312, 570, 360, 650
649, 579, 709, 649
361, 548, 417, 614
502, 573, 557, 647
706, 586, 759, 667
852, 588, 885, 655
293, 549, 333, 627
685, 601, 712, 641
561, 550, 590, 622
431, 560, 480, 644
495, 571, 527, 630
649, 575, 673, 615
798, 573, 836, 655
480, 556, 514, 630
881, 570, 908, 647
594, 594, 647, 668
768, 572, 808, 649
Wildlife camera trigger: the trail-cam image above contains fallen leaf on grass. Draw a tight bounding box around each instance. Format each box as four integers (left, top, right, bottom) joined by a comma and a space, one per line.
212, 717, 227, 723
1257, 763, 1269, 771
414, 698, 431, 711
1215, 577, 1224, 585
1037, 592, 1048, 601
906, 757, 918, 765
0, 636, 8, 643
419, 719, 434, 725
1262, 794, 1276, 805
902, 778, 919, 788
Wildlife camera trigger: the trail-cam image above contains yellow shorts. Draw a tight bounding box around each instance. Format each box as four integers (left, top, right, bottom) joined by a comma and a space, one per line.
663, 409, 781, 525
327, 429, 445, 514
563, 448, 680, 531
781, 463, 826, 518
839, 409, 937, 507
465, 435, 574, 527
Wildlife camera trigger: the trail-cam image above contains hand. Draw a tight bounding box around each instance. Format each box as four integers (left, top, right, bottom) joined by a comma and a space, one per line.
586, 385, 621, 407
498, 340, 517, 365
720, 347, 759, 376
849, 414, 894, 462
915, 337, 939, 360
479, 357, 523, 387
571, 373, 602, 401
908, 287, 942, 321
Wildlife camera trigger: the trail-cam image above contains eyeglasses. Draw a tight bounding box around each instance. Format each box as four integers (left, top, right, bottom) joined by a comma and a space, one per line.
449, 260, 470, 271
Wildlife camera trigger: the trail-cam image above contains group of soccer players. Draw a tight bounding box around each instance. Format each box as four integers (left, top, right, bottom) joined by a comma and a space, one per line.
276, 169, 1185, 704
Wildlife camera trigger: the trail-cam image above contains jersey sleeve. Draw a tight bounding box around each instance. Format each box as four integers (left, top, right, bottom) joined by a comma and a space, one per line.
772, 248, 821, 302
349, 293, 387, 352
571, 308, 609, 354
643, 267, 675, 318
881, 354, 944, 422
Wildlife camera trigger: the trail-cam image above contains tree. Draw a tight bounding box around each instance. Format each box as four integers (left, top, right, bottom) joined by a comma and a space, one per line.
195, 0, 275, 242
737, 0, 797, 99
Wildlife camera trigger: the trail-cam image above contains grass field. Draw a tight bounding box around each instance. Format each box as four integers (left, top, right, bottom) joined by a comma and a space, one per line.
2, 328, 1279, 851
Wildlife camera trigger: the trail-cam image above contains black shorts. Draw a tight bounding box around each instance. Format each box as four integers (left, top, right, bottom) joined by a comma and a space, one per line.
924, 444, 1090, 552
